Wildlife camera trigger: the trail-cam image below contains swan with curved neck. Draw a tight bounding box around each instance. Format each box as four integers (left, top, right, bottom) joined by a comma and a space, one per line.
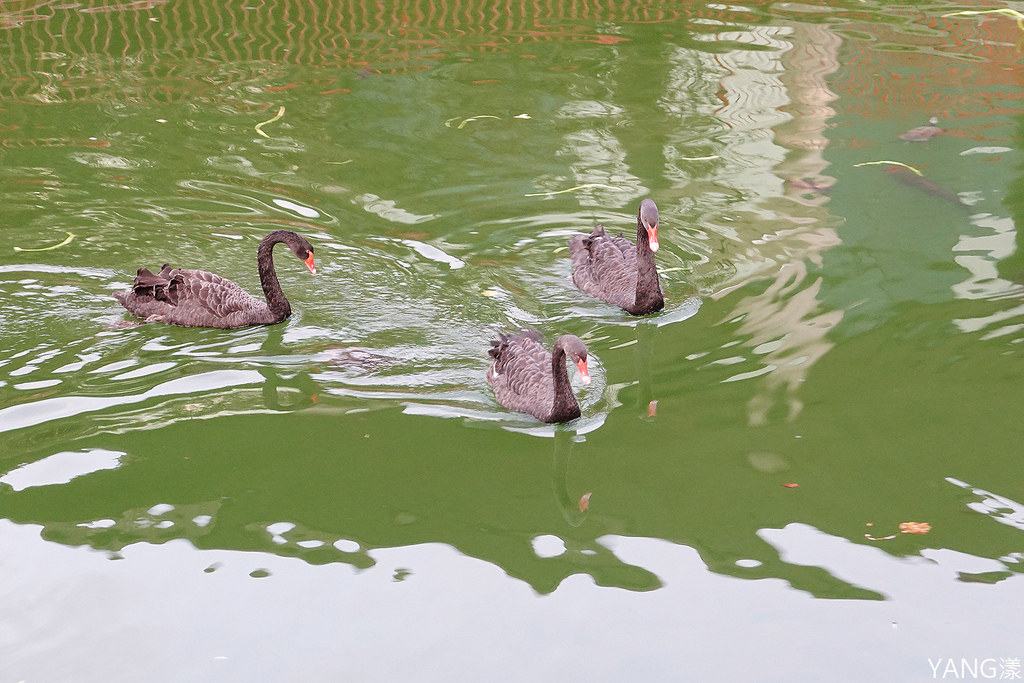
487, 331, 590, 423
567, 198, 664, 315
114, 229, 315, 328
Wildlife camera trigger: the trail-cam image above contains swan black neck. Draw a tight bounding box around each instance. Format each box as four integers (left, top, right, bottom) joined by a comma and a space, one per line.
257, 230, 295, 323
549, 340, 582, 423
630, 212, 664, 316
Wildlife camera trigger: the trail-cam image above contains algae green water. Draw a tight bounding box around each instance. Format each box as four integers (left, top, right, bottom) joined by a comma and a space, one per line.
1, 1, 1023, 680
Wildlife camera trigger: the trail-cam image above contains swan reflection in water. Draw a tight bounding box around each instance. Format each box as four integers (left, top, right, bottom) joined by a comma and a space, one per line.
543, 429, 662, 592
546, 321, 658, 526
552, 429, 589, 527
259, 366, 320, 412
633, 320, 658, 422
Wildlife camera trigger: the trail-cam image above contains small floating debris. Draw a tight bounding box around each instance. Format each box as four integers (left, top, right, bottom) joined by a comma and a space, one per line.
578, 493, 591, 512
14, 231, 75, 252
900, 117, 943, 142
865, 520, 931, 541
782, 483, 799, 488
513, 113, 532, 119
254, 106, 286, 138
960, 146, 1012, 156
647, 400, 657, 417
525, 183, 620, 197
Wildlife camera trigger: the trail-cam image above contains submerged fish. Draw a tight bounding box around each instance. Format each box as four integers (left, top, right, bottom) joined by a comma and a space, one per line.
883, 166, 965, 206
900, 117, 943, 142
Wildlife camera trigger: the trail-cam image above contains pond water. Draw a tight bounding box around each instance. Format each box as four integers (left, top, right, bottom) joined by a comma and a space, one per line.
1, 0, 1023, 680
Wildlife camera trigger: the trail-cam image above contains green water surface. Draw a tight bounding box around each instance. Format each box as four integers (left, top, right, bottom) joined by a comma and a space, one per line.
1, 0, 1023, 680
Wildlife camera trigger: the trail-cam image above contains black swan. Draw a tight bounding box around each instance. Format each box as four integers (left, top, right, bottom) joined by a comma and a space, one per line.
568, 198, 664, 315
487, 331, 590, 423
113, 229, 315, 328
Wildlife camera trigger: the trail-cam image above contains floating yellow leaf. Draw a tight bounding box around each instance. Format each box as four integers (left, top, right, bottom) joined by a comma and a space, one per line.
14, 231, 75, 252
942, 9, 1024, 33
254, 106, 285, 138
853, 160, 923, 176
445, 115, 502, 129
525, 183, 620, 197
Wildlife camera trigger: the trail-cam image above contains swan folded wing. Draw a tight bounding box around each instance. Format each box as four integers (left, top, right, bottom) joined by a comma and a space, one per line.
487, 334, 554, 414
171, 269, 263, 321
568, 228, 637, 309
488, 332, 544, 378
567, 235, 598, 291
568, 227, 611, 293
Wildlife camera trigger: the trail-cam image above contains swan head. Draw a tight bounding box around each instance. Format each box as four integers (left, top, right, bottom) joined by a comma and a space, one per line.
286, 233, 316, 275
558, 334, 591, 386
639, 198, 659, 252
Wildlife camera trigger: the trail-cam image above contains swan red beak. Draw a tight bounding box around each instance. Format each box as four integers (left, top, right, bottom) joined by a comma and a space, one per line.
304, 253, 317, 275
645, 221, 659, 253
577, 358, 591, 385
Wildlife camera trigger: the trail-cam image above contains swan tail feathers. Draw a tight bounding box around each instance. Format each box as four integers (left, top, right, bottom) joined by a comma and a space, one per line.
131, 265, 181, 304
